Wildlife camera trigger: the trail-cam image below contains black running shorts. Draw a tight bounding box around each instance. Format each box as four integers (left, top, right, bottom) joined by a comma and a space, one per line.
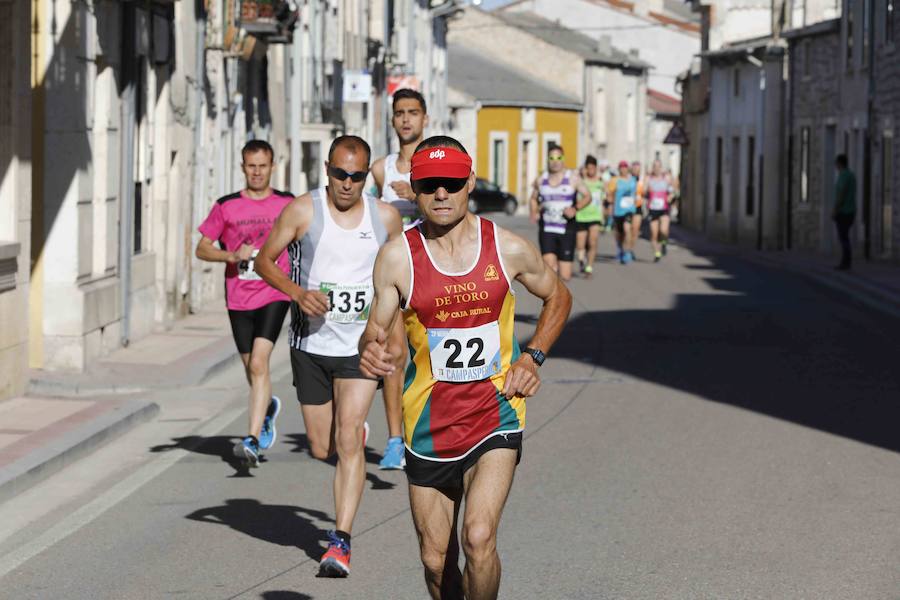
613, 214, 633, 232
290, 348, 377, 406
227, 301, 290, 354
649, 209, 669, 221
575, 220, 602, 232
539, 229, 576, 262
405, 432, 523, 490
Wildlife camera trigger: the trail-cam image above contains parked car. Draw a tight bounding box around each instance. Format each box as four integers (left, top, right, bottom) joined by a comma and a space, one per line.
468, 178, 518, 215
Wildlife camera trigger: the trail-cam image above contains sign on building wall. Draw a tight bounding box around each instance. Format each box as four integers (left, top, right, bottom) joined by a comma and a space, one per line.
664, 123, 689, 145
343, 71, 373, 103
387, 74, 420, 97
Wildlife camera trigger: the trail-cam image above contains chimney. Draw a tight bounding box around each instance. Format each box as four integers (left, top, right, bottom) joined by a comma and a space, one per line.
596, 34, 612, 56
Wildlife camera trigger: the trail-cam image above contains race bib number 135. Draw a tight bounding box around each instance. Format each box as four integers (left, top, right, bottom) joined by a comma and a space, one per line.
428, 321, 502, 382
320, 282, 372, 323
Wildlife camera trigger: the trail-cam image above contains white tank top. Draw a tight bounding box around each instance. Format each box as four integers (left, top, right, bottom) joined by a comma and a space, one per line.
381, 153, 419, 221
287, 188, 388, 356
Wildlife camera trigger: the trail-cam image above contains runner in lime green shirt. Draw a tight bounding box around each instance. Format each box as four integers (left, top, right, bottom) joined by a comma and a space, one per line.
575, 155, 605, 278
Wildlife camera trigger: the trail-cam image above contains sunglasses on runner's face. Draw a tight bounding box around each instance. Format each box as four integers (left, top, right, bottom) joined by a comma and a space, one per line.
327, 165, 368, 183
549, 156, 565, 162
416, 177, 469, 194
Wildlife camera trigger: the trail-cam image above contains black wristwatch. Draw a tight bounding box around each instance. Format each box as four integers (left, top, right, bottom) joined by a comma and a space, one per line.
523, 347, 545, 367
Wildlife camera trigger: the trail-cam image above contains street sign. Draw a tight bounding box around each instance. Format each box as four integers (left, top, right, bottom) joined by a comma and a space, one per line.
387, 74, 420, 97
664, 123, 688, 145
343, 71, 372, 103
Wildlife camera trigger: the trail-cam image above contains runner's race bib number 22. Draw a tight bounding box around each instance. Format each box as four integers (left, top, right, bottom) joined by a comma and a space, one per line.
320, 282, 372, 323
428, 321, 502, 382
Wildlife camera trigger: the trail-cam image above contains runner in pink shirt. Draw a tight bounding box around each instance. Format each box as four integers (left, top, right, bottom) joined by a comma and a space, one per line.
196, 140, 293, 467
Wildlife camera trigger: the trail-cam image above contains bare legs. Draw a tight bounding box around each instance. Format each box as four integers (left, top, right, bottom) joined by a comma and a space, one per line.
410, 449, 518, 600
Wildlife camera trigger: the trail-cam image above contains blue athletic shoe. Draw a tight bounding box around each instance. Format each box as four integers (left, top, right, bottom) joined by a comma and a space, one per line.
233, 436, 260, 467
623, 251, 634, 264
379, 436, 406, 470
259, 395, 281, 450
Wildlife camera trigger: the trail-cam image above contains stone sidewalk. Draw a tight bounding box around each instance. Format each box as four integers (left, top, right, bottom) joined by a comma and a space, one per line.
0, 299, 247, 503
670, 225, 900, 319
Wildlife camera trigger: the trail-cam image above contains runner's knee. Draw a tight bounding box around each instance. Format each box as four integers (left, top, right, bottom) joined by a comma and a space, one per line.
419, 544, 449, 577
248, 353, 269, 379
462, 521, 496, 561
334, 421, 364, 455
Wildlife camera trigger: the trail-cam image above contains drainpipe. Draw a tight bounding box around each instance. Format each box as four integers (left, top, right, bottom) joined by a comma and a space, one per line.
190, 4, 206, 311
119, 3, 137, 347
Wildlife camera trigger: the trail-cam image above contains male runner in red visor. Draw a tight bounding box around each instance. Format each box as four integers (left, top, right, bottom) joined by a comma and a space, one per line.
359, 136, 571, 600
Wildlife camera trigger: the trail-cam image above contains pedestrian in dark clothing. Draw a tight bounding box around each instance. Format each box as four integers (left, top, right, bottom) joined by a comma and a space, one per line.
832, 154, 856, 270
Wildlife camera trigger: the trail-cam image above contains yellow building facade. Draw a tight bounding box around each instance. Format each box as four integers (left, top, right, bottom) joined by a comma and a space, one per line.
476, 107, 580, 204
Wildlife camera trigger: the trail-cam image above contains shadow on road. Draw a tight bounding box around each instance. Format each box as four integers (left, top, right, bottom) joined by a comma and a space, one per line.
149, 436, 254, 477
283, 433, 396, 490
259, 593, 313, 600
524, 232, 900, 453
186, 499, 332, 561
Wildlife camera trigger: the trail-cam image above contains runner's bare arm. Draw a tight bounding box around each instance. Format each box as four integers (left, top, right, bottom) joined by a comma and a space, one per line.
254, 194, 330, 316
529, 177, 541, 222
376, 200, 404, 240
574, 178, 591, 210
195, 236, 252, 264
358, 239, 408, 378
371, 157, 386, 197
497, 228, 573, 399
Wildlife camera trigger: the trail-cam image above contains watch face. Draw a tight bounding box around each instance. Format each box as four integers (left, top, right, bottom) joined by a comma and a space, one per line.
526, 348, 544, 365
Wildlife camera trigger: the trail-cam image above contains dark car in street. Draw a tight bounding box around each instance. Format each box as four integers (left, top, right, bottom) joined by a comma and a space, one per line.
468, 178, 518, 215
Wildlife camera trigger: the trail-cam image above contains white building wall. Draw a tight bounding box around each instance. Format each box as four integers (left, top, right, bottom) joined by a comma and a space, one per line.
705, 59, 765, 245
503, 0, 699, 98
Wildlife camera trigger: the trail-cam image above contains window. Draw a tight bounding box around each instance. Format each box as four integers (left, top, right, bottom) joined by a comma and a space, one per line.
800, 127, 811, 203
490, 132, 509, 190
847, 0, 854, 65
888, 0, 895, 43
863, 0, 871, 65
626, 93, 636, 143
803, 41, 812, 77
746, 136, 756, 215
882, 135, 893, 255
733, 68, 740, 97
715, 137, 723, 212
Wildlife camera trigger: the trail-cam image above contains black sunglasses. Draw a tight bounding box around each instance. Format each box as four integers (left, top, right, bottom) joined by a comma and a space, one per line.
327, 165, 368, 183
415, 177, 469, 194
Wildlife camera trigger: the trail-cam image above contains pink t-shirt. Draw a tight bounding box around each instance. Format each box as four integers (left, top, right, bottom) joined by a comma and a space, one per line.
198, 189, 294, 311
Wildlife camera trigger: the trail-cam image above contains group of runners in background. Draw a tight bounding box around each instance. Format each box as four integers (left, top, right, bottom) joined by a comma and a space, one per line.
530, 146, 680, 280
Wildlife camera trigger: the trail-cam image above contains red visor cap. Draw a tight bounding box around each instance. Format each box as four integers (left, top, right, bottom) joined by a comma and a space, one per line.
410, 147, 473, 181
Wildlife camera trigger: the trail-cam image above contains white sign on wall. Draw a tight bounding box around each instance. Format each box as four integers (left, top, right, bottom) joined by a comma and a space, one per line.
343, 71, 372, 103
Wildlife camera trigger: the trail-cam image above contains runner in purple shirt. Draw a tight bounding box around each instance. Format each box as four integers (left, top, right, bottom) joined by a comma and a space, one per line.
196, 140, 293, 467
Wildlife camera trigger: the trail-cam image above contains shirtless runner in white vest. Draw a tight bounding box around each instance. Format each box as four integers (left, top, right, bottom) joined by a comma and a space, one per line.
256, 135, 402, 578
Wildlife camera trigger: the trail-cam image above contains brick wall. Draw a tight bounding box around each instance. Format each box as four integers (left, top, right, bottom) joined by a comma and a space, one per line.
789, 29, 841, 252
872, 4, 900, 261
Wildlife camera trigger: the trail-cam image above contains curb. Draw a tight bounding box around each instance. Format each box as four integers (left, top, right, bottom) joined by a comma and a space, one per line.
670, 227, 900, 320
0, 399, 160, 505
742, 253, 900, 320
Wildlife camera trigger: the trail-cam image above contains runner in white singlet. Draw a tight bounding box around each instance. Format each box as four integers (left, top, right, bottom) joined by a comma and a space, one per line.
256, 135, 403, 578
370, 88, 429, 470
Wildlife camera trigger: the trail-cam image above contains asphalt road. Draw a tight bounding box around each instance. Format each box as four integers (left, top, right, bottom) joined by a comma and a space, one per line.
2, 216, 899, 599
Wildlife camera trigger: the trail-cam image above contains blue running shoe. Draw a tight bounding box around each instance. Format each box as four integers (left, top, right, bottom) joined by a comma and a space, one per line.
379, 436, 406, 470
623, 251, 634, 264
233, 436, 260, 467
259, 395, 281, 450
